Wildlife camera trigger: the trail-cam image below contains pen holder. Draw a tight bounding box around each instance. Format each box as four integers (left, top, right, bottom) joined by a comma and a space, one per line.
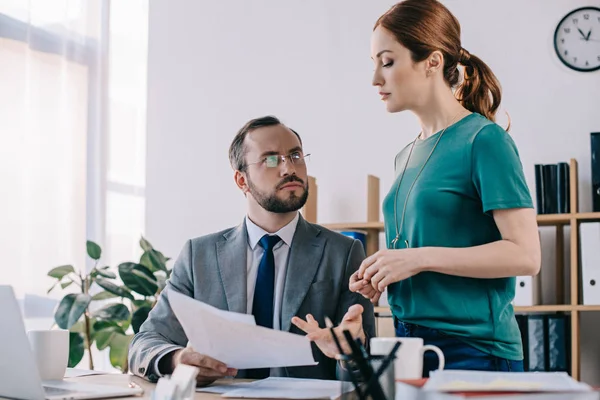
337, 354, 396, 400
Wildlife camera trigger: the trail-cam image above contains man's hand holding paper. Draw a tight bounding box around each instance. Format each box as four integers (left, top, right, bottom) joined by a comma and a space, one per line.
168, 290, 318, 370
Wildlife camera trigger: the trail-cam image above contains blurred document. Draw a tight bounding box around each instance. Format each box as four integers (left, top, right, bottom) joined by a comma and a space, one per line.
424, 370, 592, 392
168, 291, 317, 369
221, 377, 354, 399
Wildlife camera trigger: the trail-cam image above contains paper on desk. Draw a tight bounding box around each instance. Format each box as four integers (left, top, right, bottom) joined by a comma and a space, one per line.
220, 377, 355, 399
196, 381, 256, 394
168, 290, 317, 370
423, 370, 592, 393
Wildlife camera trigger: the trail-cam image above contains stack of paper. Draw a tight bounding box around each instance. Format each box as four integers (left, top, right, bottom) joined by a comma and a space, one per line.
423, 370, 592, 393
197, 377, 355, 399
168, 291, 317, 369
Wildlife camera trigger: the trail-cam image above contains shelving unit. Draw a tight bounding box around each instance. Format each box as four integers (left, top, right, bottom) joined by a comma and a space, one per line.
301, 158, 600, 381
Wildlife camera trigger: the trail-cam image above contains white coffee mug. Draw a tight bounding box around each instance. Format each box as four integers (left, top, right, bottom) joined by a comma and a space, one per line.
27, 329, 69, 380
370, 337, 445, 380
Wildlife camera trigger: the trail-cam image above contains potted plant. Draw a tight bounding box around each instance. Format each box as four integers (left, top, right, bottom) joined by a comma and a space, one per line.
47, 237, 171, 372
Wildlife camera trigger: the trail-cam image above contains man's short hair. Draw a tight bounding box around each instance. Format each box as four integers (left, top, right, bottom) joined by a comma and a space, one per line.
229, 115, 302, 171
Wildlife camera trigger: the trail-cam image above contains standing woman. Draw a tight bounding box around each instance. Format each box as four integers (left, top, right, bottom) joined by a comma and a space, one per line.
350, 0, 541, 375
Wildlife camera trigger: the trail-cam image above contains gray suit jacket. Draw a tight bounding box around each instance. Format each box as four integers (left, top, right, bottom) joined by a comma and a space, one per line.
128, 215, 375, 382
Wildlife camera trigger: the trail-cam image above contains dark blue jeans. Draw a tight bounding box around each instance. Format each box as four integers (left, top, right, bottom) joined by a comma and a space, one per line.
394, 319, 524, 377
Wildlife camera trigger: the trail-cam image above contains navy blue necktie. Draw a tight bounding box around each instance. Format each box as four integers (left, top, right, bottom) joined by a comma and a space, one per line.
252, 234, 281, 329
247, 234, 281, 379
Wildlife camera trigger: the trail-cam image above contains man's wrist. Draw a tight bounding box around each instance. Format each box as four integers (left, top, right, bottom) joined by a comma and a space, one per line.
158, 348, 182, 375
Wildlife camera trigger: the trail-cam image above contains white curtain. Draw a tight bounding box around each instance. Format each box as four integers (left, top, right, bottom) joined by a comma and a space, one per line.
0, 0, 105, 299
0, 0, 148, 371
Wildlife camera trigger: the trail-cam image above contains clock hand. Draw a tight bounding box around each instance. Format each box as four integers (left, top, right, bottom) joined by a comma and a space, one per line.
587, 29, 592, 41
580, 37, 600, 42
578, 27, 588, 40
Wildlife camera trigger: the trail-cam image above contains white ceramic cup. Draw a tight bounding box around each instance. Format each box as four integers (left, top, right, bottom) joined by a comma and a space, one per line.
370, 337, 445, 380
27, 329, 69, 380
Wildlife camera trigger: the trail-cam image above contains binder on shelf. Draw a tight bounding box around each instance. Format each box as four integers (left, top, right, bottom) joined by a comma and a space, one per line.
516, 313, 570, 373
579, 222, 600, 305
339, 230, 367, 252
591, 132, 600, 212
534, 162, 569, 214
547, 314, 570, 373
534, 164, 546, 214
516, 314, 546, 372
557, 162, 570, 213
543, 164, 558, 214
513, 275, 541, 306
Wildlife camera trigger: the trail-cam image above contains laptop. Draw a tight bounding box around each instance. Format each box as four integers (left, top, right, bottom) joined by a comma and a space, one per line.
0, 285, 144, 400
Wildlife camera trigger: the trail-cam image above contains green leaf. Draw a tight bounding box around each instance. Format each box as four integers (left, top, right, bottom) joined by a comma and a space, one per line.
48, 265, 75, 280
93, 321, 126, 351
93, 303, 130, 321
61, 280, 73, 289
55, 294, 92, 329
132, 299, 153, 309
118, 262, 158, 296
140, 237, 153, 252
139, 249, 168, 273
91, 291, 118, 301
132, 306, 151, 334
95, 269, 116, 279
86, 240, 102, 260
95, 277, 134, 300
93, 320, 125, 332
109, 333, 132, 372
68, 332, 85, 368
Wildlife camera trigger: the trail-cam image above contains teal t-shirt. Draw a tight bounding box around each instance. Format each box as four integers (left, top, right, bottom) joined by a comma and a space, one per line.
383, 113, 533, 360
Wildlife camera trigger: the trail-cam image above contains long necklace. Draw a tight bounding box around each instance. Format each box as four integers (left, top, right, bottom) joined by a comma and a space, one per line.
390, 111, 466, 249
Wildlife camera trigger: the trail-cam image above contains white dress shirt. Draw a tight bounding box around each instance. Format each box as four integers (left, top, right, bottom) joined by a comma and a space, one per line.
245, 213, 299, 330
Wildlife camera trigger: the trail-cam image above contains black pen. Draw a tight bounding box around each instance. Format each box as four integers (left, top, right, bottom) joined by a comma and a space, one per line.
325, 317, 365, 400
363, 341, 401, 397
342, 330, 386, 400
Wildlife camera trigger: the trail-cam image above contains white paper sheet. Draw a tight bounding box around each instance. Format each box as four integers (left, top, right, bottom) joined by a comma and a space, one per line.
423, 370, 592, 393
196, 301, 256, 325
220, 377, 355, 399
168, 291, 317, 369
196, 382, 256, 394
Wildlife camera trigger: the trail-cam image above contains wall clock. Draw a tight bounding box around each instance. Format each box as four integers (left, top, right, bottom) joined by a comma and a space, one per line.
554, 6, 600, 72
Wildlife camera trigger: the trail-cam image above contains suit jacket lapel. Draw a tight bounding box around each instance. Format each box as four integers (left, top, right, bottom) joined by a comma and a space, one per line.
281, 216, 325, 332
216, 221, 248, 314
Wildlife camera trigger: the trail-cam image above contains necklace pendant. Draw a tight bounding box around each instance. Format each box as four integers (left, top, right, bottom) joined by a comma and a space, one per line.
390, 235, 400, 248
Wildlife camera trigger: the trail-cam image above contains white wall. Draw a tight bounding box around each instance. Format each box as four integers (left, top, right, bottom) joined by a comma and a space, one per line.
146, 0, 600, 383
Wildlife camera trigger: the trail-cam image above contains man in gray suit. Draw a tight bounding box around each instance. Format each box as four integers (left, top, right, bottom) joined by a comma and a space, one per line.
129, 116, 375, 385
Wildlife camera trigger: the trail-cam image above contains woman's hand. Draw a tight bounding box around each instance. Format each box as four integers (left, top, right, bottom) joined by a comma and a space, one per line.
349, 271, 382, 304
357, 248, 425, 292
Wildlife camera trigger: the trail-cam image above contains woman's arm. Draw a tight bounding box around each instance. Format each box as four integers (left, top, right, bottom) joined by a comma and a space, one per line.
359, 208, 541, 292
421, 207, 541, 278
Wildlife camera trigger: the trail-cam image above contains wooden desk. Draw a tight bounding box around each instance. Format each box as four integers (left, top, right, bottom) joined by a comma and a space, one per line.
66, 374, 247, 400
66, 373, 600, 400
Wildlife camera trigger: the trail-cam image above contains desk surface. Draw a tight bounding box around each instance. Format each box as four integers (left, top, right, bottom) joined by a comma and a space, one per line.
66, 374, 240, 400
66, 374, 600, 400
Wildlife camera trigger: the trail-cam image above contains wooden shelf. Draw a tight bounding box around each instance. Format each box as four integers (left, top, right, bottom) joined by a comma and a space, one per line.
536, 214, 571, 226
317, 197, 584, 232
324, 213, 600, 231
575, 212, 600, 223
322, 222, 384, 231
374, 305, 600, 314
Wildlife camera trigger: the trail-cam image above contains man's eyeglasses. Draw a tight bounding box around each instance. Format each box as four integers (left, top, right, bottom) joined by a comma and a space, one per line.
245, 151, 311, 169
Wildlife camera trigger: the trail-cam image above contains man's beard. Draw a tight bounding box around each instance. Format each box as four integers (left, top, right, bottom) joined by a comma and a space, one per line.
247, 175, 309, 213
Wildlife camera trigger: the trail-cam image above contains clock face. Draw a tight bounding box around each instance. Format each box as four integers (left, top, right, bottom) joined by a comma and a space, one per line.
554, 6, 600, 72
